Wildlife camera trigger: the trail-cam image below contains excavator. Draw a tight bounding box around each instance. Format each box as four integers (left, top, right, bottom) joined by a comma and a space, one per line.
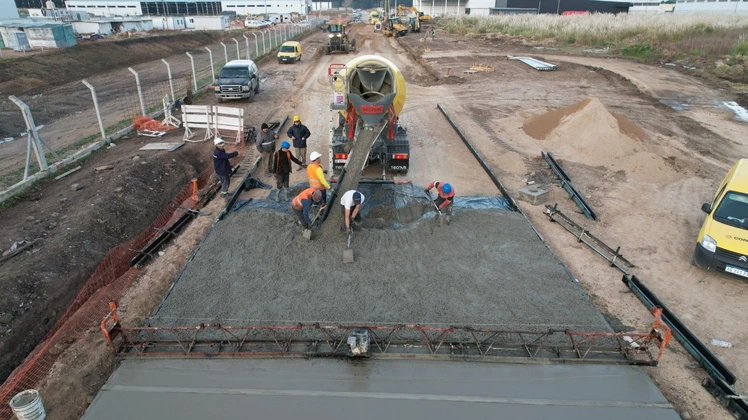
396, 5, 423, 32
327, 55, 409, 180
381, 16, 409, 37
397, 5, 431, 22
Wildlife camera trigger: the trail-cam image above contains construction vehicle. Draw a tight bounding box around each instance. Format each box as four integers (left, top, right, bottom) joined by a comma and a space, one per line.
396, 5, 423, 31
327, 55, 409, 176
325, 22, 356, 54
382, 16, 409, 37
369, 10, 380, 24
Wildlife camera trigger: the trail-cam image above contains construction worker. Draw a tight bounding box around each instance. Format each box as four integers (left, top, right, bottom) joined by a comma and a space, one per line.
424, 181, 454, 223
256, 122, 278, 177
340, 190, 365, 233
212, 137, 239, 197
291, 188, 325, 229
287, 115, 311, 169
272, 141, 304, 202
307, 151, 332, 202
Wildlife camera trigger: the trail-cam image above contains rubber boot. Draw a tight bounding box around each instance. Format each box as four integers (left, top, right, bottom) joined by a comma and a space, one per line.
274, 189, 280, 202
283, 187, 290, 202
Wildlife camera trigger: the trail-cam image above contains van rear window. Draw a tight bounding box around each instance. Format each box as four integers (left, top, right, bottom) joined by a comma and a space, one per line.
714, 191, 748, 228
220, 68, 249, 78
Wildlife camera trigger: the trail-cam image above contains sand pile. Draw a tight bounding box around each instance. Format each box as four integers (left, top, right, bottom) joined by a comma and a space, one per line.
523, 98, 646, 166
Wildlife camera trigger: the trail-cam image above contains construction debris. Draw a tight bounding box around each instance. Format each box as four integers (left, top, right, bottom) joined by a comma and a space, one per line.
543, 152, 597, 220
138, 142, 185, 152
95, 165, 114, 172
507, 55, 558, 71
544, 204, 633, 273
1, 240, 38, 263
469, 64, 494, 72
54, 166, 81, 180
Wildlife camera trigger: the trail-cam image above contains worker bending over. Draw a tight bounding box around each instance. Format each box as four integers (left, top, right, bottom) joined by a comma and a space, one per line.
272, 141, 304, 202
307, 151, 332, 202
292, 188, 324, 229
425, 181, 454, 224
340, 190, 365, 233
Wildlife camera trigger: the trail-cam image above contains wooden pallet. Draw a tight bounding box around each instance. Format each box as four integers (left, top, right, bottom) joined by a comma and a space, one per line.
469, 64, 494, 72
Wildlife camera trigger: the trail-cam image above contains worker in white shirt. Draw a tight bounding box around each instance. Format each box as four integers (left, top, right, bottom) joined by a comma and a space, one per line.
340, 190, 365, 233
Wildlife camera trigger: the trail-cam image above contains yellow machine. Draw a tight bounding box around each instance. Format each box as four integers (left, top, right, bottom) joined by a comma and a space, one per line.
396, 6, 421, 33
325, 22, 356, 54
328, 55, 409, 174
369, 10, 380, 24
382, 16, 409, 37
397, 5, 431, 22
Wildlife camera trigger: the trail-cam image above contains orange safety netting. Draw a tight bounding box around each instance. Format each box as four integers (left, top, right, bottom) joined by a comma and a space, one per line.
133, 116, 177, 132
0, 162, 222, 419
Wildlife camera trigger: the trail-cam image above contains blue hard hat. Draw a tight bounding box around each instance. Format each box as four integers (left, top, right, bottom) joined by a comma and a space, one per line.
441, 183, 452, 194
281, 141, 290, 149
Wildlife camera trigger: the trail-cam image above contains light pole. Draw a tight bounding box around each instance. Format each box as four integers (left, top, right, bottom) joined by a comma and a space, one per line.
242, 34, 250, 59
252, 32, 259, 57
220, 41, 228, 63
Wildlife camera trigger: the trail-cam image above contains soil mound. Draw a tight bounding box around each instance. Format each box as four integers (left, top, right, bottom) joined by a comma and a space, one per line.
523, 98, 646, 166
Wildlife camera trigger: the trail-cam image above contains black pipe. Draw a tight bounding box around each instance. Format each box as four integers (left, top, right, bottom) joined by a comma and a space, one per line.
321, 166, 346, 223
436, 104, 517, 211
622, 274, 736, 385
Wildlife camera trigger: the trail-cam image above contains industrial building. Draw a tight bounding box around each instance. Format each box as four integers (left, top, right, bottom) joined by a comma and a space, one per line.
412, 0, 630, 15
63, 0, 310, 17
1, 0, 19, 19
674, 0, 748, 14
0, 21, 77, 49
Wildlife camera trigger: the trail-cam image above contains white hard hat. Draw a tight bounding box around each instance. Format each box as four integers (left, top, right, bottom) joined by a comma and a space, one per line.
310, 151, 322, 161
214, 137, 225, 146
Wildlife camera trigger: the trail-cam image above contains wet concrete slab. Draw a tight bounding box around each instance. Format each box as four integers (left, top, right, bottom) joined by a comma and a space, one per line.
82, 359, 681, 420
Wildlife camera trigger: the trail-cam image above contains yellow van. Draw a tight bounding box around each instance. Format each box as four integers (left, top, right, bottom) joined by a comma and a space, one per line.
694, 159, 748, 278
277, 41, 301, 64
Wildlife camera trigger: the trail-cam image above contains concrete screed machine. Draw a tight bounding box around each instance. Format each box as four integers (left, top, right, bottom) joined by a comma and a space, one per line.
327, 55, 409, 177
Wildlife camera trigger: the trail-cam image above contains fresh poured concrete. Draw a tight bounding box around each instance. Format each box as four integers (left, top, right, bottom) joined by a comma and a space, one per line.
82, 359, 681, 420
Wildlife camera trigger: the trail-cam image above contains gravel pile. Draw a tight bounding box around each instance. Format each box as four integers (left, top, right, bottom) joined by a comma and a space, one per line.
152, 208, 609, 332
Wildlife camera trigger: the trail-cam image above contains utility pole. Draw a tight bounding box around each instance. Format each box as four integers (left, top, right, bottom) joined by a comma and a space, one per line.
556, 0, 561, 14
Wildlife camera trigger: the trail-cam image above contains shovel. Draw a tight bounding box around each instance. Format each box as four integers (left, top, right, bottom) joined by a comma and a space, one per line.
303, 205, 325, 240
343, 230, 354, 263
426, 191, 445, 228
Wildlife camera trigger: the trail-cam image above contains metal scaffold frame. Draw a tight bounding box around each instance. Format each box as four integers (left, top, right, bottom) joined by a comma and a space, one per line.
101, 303, 671, 365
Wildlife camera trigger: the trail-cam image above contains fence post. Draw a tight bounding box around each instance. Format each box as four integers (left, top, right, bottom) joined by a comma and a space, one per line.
252, 32, 259, 57
128, 67, 147, 117
81, 80, 107, 143
205, 47, 215, 82
185, 52, 197, 91
161, 58, 176, 103
220, 41, 228, 63
233, 38, 240, 60
242, 34, 250, 59
9, 95, 51, 178
261, 30, 267, 55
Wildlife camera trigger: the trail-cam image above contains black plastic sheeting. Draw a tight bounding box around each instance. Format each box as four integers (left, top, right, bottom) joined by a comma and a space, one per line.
231, 182, 513, 228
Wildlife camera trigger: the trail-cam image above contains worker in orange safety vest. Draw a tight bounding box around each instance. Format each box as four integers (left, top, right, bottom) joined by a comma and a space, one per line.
307, 151, 332, 203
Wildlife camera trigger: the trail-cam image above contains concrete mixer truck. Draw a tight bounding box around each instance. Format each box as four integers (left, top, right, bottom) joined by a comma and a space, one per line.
327, 55, 409, 177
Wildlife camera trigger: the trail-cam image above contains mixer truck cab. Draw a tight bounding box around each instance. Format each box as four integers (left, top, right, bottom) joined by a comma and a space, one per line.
277, 41, 301, 63
693, 159, 748, 278
213, 60, 259, 103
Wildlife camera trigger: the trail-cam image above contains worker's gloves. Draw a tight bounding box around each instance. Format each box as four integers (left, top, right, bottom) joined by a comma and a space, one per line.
423, 189, 430, 194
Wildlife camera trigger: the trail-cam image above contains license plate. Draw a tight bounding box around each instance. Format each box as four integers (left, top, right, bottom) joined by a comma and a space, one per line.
725, 265, 748, 278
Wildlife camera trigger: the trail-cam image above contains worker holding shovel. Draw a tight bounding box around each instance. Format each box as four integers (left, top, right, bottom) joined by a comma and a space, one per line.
340, 190, 365, 233
425, 181, 454, 225
291, 188, 325, 231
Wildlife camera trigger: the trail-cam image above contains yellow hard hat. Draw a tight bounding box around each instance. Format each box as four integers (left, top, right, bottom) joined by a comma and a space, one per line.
293, 115, 301, 122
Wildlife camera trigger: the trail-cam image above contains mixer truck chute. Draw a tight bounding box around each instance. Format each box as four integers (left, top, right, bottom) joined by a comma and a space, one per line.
328, 55, 409, 176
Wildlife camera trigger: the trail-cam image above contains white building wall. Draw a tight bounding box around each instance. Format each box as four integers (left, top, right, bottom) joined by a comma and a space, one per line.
0, 0, 19, 19
152, 16, 187, 29
311, 1, 332, 10
119, 19, 153, 31
221, 0, 306, 16
675, 0, 748, 14
66, 0, 143, 17
188, 15, 229, 29
72, 20, 113, 34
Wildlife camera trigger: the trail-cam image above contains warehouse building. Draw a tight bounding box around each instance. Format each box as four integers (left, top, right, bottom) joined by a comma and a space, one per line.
63, 0, 309, 16
413, 0, 629, 15
674, 0, 748, 14
0, 21, 77, 48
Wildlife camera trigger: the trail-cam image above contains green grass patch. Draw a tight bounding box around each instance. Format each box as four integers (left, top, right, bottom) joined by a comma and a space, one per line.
731, 40, 748, 56
621, 44, 655, 59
